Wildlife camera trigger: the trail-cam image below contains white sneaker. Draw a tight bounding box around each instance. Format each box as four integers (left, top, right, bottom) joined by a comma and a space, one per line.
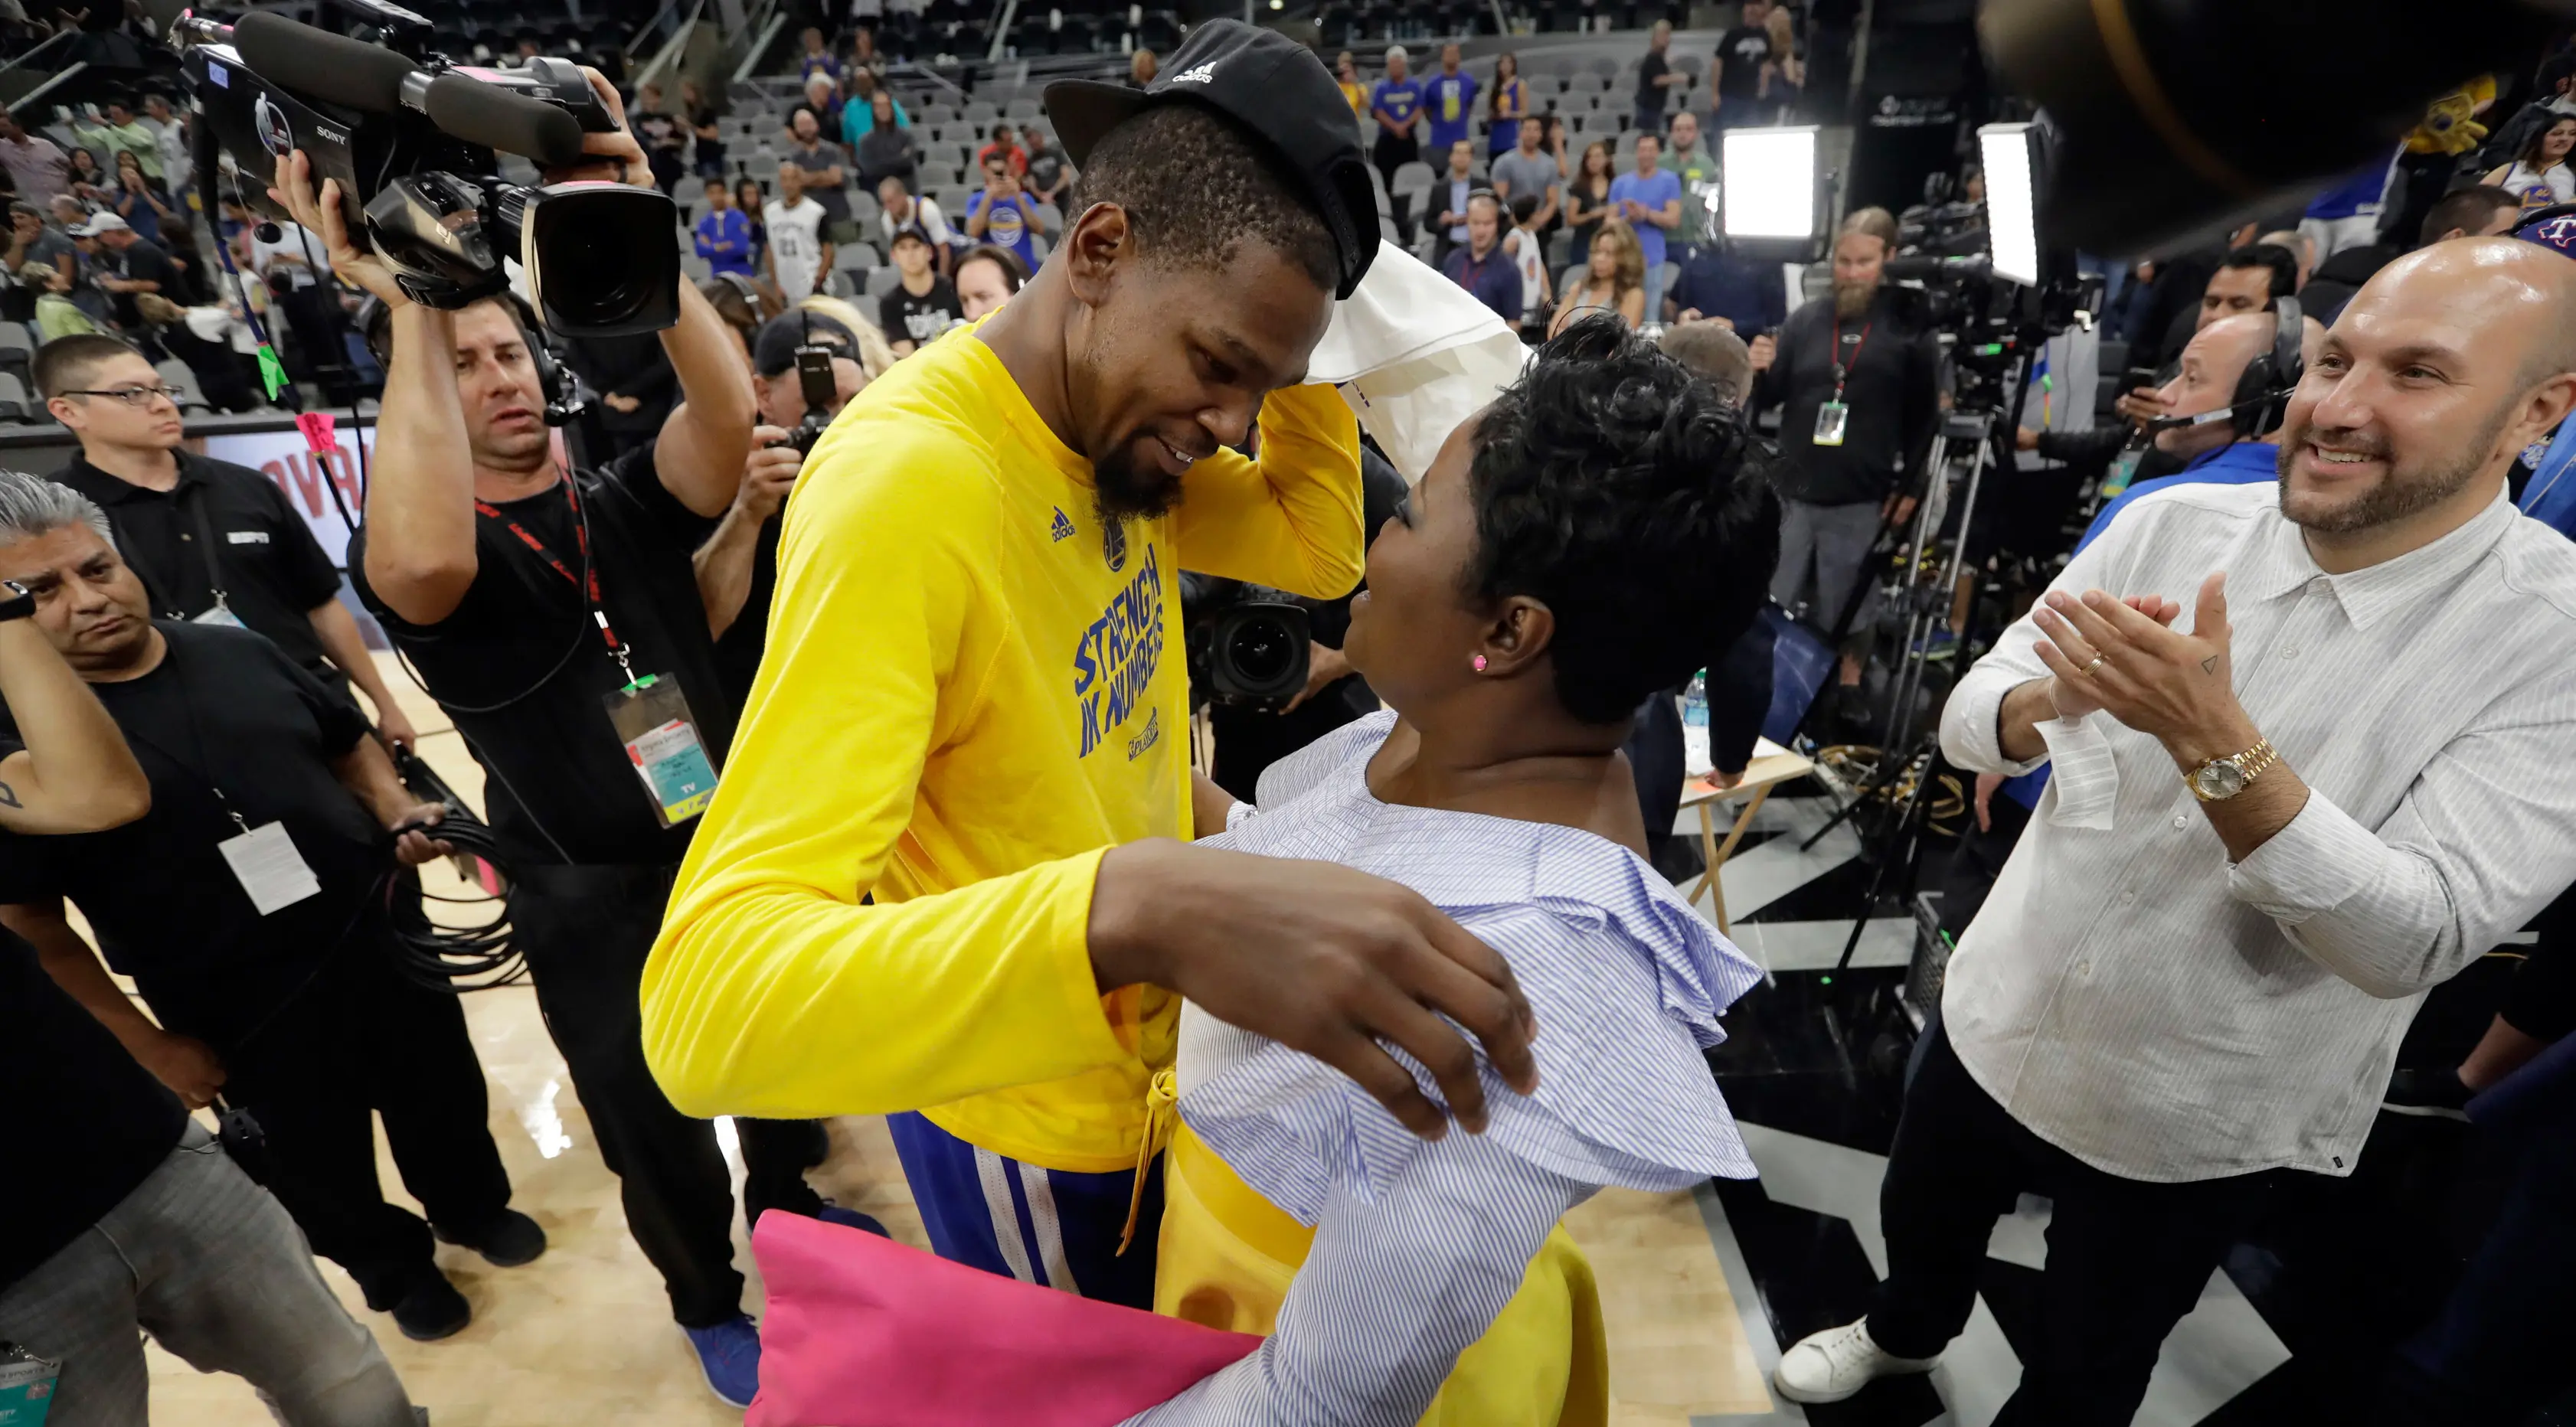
1772, 1318, 1940, 1404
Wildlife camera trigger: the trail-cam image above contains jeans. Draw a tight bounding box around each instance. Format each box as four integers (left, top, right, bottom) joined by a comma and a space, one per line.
509, 863, 830, 1327
0, 1124, 419, 1427
1772, 498, 1883, 651
1866, 1026, 2293, 1427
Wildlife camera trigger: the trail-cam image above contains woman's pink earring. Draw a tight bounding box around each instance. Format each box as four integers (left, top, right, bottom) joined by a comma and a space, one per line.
1472, 655, 1489, 673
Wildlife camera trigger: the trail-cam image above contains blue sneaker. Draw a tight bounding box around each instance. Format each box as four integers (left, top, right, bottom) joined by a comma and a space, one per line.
683, 1314, 761, 1409
816, 1203, 891, 1238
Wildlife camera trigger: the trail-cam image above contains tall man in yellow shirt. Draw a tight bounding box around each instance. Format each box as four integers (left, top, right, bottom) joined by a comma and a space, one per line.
647, 22, 1541, 1307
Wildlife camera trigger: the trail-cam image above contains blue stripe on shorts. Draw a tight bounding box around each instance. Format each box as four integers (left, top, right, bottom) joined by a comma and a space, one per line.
884, 1110, 1165, 1310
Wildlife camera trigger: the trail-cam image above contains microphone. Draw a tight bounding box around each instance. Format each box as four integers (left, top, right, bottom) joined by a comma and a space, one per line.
2143, 390, 2282, 433
230, 11, 587, 167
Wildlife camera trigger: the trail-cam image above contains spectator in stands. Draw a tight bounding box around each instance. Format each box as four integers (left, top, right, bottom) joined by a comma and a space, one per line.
963, 152, 1041, 276
1759, 5, 1804, 122
1712, 0, 1774, 129
8, 201, 73, 291
64, 147, 103, 206
799, 24, 842, 87
976, 121, 1026, 177
1491, 116, 1560, 240
21, 258, 94, 338
1370, 45, 1425, 194
1564, 139, 1615, 263
2134, 241, 2296, 370
633, 84, 688, 195
1634, 19, 1683, 137
106, 148, 172, 250
0, 473, 542, 1344
855, 91, 917, 191
1551, 220, 1646, 334
80, 212, 180, 335
1430, 139, 1477, 263
2298, 182, 2520, 327
1022, 122, 1071, 209
1670, 239, 1788, 333
764, 162, 833, 303
696, 176, 757, 279
141, 93, 187, 193
953, 242, 1025, 322
1662, 109, 1718, 259
1425, 43, 1477, 159
849, 25, 885, 80
0, 541, 426, 1426
1544, 110, 1571, 179
0, 104, 66, 205
801, 73, 845, 145
784, 107, 852, 237
2483, 112, 2576, 213
1609, 130, 1681, 320
71, 97, 156, 183
682, 78, 724, 179
877, 224, 962, 356
878, 175, 955, 276
1502, 192, 1550, 331
2256, 227, 2314, 291
1486, 50, 1528, 158
1441, 191, 1520, 331
34, 331, 414, 736
240, 209, 340, 382
1336, 50, 1365, 115
735, 175, 769, 271
1777, 237, 2576, 1426
1747, 206, 1940, 689
840, 70, 909, 145
2297, 152, 2395, 263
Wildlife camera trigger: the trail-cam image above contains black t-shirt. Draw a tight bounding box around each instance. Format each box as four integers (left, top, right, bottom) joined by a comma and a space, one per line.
0, 622, 381, 1049
114, 236, 181, 306
1026, 144, 1065, 194
1636, 49, 1670, 113
1748, 290, 1942, 506
1716, 24, 1774, 102
878, 277, 963, 346
0, 926, 188, 1291
637, 112, 688, 163
347, 445, 734, 868
53, 453, 347, 686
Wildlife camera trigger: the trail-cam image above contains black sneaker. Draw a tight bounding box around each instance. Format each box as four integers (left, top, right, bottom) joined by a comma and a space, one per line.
2382, 1066, 2474, 1121
391, 1270, 472, 1341
433, 1208, 548, 1268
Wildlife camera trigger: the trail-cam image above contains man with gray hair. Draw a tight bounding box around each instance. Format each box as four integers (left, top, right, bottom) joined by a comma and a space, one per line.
0, 471, 544, 1346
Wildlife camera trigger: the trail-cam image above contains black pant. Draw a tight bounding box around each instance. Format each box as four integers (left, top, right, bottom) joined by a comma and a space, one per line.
220, 937, 514, 1308
1867, 1025, 2293, 1426
510, 863, 827, 1327
1372, 131, 1420, 203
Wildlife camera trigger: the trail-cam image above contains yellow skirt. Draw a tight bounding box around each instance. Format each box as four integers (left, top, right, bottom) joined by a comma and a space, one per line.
1153, 1123, 1609, 1427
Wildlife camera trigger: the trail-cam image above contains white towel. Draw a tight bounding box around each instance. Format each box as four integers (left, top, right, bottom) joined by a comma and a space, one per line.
1313, 240, 1530, 483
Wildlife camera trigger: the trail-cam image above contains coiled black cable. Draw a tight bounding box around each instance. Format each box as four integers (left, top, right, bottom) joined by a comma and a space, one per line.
381, 749, 526, 992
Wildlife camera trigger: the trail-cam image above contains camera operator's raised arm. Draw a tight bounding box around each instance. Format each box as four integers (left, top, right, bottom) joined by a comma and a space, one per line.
645, 276, 758, 518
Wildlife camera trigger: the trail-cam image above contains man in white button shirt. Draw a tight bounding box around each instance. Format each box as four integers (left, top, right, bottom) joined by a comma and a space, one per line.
1776, 238, 2576, 1422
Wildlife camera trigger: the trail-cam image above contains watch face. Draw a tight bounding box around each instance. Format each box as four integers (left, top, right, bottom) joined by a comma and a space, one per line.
2194, 761, 2247, 800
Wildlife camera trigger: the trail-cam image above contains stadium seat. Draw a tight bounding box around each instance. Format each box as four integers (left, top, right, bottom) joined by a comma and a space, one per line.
866, 266, 905, 299
836, 243, 879, 271
920, 162, 959, 189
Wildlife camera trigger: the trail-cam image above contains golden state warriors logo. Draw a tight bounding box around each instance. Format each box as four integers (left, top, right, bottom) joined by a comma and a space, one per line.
1073, 544, 1162, 758
1103, 517, 1129, 573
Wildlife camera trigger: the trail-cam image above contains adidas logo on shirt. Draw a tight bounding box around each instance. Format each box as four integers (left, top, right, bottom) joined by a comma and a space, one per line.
1171, 63, 1215, 85
1049, 507, 1077, 543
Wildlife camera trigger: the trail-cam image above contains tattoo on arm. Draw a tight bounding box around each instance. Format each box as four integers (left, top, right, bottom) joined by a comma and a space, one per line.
0, 779, 19, 809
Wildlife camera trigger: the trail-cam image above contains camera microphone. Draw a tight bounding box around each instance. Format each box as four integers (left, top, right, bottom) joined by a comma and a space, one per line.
2143, 394, 2277, 433
231, 11, 587, 167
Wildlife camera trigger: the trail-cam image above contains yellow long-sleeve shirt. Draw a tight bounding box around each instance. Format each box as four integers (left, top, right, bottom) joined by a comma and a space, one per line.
643, 329, 1364, 1174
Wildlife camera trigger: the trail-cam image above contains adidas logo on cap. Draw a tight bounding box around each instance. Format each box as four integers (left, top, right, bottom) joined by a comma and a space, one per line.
1171, 62, 1216, 84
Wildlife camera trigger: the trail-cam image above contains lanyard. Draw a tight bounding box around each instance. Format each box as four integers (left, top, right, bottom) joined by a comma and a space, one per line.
115, 634, 252, 834
473, 476, 636, 684
1831, 318, 1872, 401
178, 475, 230, 619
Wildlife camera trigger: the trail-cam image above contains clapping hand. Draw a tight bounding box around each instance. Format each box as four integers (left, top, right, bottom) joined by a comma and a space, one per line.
2028, 578, 2244, 758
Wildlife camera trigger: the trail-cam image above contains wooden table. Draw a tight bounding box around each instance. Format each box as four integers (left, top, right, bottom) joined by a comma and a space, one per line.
1678, 737, 1816, 936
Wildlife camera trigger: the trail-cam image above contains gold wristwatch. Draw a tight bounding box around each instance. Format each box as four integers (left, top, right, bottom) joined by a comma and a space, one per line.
2185, 738, 2280, 802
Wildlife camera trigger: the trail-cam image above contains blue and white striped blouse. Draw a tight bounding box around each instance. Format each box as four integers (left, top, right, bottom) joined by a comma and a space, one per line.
1123, 712, 1761, 1426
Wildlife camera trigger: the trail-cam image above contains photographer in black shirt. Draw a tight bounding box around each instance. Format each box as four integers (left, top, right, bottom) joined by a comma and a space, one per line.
1747, 206, 1940, 688
0, 474, 536, 1346
270, 74, 848, 1404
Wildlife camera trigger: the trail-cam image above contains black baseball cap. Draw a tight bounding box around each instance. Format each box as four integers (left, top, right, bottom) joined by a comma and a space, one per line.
752, 310, 855, 379
1043, 21, 1377, 299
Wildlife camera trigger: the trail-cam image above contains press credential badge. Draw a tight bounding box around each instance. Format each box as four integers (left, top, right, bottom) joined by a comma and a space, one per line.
605, 675, 719, 828
217, 820, 322, 916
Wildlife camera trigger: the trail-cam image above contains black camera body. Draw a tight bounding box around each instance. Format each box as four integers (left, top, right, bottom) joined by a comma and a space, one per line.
767, 343, 842, 456
182, 10, 680, 337
1180, 574, 1313, 712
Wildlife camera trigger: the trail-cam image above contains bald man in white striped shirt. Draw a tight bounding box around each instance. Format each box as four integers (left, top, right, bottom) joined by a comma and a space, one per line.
1777, 238, 2576, 1422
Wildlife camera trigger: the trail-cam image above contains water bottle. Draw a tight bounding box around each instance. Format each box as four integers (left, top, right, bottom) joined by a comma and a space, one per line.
1682, 672, 1709, 729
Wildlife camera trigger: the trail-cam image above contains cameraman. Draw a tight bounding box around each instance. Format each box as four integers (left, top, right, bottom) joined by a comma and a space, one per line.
0, 472, 534, 1345
1747, 206, 1940, 689
271, 75, 833, 1403
699, 310, 870, 704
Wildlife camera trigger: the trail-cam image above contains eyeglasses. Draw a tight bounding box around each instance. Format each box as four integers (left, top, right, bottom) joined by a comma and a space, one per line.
61, 384, 182, 407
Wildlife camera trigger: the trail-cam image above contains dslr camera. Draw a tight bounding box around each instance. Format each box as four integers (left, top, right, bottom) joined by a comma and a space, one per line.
1179, 575, 1313, 712
177, 0, 680, 337
769, 341, 841, 457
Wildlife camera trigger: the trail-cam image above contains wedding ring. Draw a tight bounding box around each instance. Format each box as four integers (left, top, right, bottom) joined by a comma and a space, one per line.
2081, 655, 2107, 678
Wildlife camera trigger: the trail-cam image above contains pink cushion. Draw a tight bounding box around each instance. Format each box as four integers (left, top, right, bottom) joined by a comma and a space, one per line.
748, 1210, 1261, 1426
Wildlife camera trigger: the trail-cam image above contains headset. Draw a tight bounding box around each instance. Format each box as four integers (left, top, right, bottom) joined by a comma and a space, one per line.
2143, 294, 2305, 440
354, 291, 591, 426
